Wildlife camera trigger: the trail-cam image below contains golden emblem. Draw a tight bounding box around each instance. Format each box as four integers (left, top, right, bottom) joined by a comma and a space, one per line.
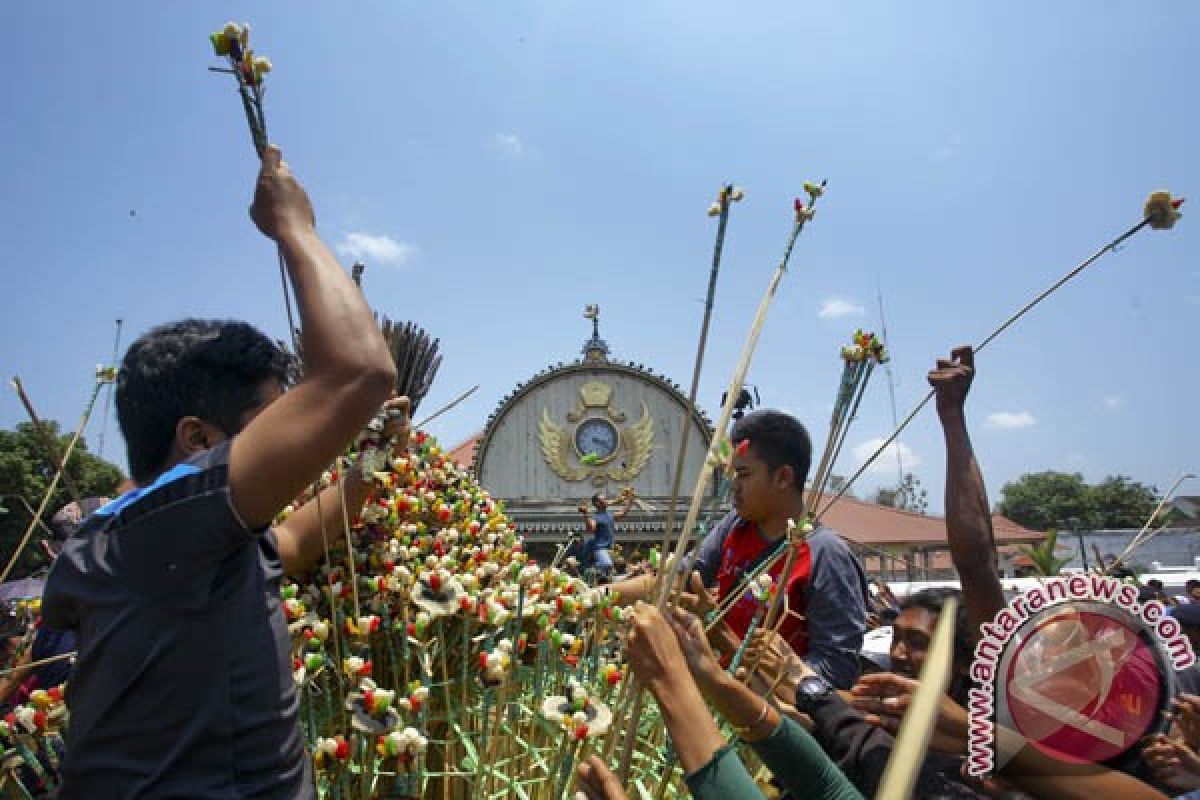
539, 383, 654, 485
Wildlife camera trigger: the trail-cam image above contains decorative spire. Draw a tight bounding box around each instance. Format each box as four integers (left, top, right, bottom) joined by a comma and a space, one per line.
581, 304, 609, 363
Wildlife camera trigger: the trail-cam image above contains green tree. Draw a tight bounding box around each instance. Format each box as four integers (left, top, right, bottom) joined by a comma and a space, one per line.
995, 471, 1094, 531
1090, 475, 1160, 528
996, 471, 1162, 531
1019, 529, 1074, 576
0, 422, 123, 579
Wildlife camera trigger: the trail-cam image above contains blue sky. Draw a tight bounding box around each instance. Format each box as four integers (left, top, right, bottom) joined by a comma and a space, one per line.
1, 2, 1196, 515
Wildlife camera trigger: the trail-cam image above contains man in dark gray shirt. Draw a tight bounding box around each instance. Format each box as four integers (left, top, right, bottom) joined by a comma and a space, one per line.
690, 511, 869, 690
42, 145, 400, 798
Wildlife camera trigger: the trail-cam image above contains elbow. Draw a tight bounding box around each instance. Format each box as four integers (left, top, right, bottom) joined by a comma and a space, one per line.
343, 357, 397, 403
360, 358, 398, 400
316, 361, 397, 420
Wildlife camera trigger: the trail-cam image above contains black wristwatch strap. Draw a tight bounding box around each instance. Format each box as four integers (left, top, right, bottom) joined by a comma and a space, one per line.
794, 674, 834, 715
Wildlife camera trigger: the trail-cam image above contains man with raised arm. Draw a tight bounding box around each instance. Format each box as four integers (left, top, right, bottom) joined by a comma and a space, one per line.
928, 346, 1007, 631
42, 145, 400, 799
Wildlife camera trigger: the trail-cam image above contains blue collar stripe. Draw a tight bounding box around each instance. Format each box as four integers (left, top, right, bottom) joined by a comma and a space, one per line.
95, 463, 203, 517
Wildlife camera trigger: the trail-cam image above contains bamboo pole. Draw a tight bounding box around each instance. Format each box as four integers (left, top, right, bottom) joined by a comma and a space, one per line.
818, 215, 1157, 519
875, 597, 958, 800
659, 185, 739, 563
11, 378, 84, 509
1, 379, 105, 583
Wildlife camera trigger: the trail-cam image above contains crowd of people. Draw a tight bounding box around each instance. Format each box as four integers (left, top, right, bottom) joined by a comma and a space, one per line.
3, 146, 1196, 799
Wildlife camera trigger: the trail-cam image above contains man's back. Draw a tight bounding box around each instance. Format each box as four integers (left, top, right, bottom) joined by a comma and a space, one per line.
42, 442, 312, 799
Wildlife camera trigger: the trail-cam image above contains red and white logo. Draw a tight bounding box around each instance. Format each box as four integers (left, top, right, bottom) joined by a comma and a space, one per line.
999, 605, 1165, 764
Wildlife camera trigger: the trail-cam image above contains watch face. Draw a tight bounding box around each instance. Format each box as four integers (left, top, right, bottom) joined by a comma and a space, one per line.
575, 418, 619, 461
798, 675, 831, 699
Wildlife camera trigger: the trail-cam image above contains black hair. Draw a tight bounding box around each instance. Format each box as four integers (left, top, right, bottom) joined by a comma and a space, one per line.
1147, 579, 1165, 590
592, 493, 603, 506
900, 587, 974, 705
730, 409, 813, 491
116, 319, 289, 484
1187, 580, 1200, 590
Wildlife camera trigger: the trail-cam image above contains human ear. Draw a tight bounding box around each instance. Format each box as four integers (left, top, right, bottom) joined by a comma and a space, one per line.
175, 416, 223, 456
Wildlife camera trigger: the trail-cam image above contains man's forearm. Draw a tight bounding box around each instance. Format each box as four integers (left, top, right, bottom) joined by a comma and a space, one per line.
608, 575, 655, 606
941, 408, 1006, 629
277, 472, 373, 575
652, 681, 729, 775
278, 229, 394, 380
701, 673, 781, 742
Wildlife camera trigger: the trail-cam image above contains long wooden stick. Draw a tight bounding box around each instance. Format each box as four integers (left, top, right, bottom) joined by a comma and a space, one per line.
11, 378, 84, 509
818, 216, 1154, 519
0, 651, 76, 678
655, 212, 810, 608
0, 380, 104, 583
875, 597, 957, 800
616, 195, 819, 781
1108, 472, 1195, 572
96, 318, 124, 461
0, 496, 57, 541
659, 185, 737, 562
415, 385, 480, 430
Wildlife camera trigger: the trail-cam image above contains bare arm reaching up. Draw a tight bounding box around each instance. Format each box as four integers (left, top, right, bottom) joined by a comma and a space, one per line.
230, 145, 397, 531
929, 346, 1006, 633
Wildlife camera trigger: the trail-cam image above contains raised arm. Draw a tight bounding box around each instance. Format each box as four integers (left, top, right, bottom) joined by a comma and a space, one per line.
662, 607, 863, 800
625, 603, 770, 800
613, 490, 636, 521
929, 346, 1006, 633
229, 146, 397, 530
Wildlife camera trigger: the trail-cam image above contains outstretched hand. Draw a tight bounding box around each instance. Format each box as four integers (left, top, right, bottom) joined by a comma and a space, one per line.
850, 672, 969, 755
1143, 733, 1200, 791
381, 395, 411, 451
250, 144, 316, 241
664, 607, 726, 693
626, 602, 691, 695
576, 755, 630, 800
927, 346, 974, 418
676, 570, 717, 617
1174, 694, 1200, 751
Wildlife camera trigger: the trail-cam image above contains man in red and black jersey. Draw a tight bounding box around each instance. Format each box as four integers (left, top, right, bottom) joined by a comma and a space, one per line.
689, 410, 870, 689
610, 410, 869, 690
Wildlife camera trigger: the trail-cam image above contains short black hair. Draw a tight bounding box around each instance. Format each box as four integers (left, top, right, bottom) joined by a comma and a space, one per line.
1148, 579, 1165, 590
900, 587, 974, 703
117, 319, 289, 484
730, 410, 812, 490
1187, 579, 1200, 590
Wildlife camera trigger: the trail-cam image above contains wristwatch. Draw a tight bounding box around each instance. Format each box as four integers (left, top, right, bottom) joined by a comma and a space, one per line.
793, 674, 834, 715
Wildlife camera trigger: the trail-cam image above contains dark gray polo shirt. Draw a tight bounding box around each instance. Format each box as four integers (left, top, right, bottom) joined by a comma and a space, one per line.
43, 441, 313, 799
692, 511, 870, 690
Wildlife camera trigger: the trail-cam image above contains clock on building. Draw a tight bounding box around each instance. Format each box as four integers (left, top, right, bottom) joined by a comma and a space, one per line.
574, 418, 619, 462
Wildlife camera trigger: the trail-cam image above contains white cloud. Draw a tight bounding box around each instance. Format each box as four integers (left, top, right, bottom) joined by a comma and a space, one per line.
336, 232, 417, 268
852, 438, 920, 475
818, 297, 865, 319
495, 132, 525, 158
1102, 395, 1124, 410
985, 411, 1036, 430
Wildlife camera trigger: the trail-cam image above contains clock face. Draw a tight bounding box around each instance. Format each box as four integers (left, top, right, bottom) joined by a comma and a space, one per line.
575, 418, 619, 461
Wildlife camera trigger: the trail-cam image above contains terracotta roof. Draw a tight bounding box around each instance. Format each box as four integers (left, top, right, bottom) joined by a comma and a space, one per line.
818, 494, 1043, 548
446, 432, 482, 468
864, 546, 1033, 569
